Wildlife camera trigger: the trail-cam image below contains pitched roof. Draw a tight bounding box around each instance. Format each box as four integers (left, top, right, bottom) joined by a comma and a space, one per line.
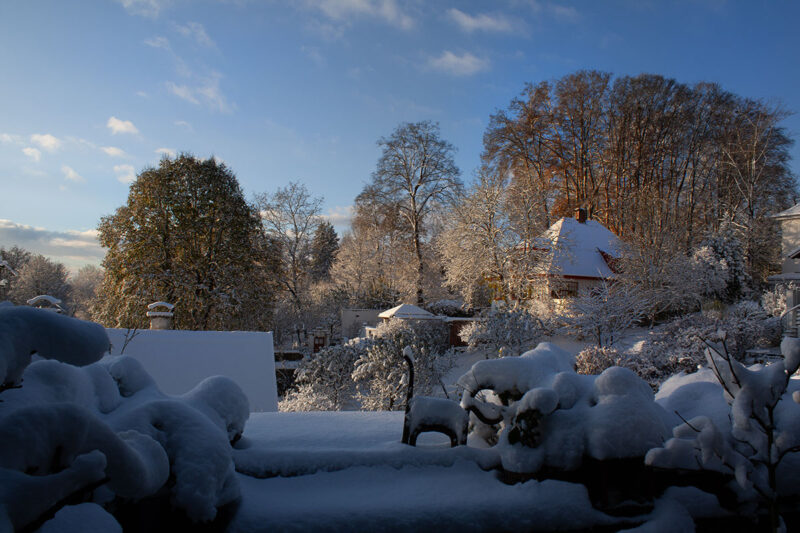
537, 217, 624, 279
378, 303, 436, 319
771, 203, 800, 220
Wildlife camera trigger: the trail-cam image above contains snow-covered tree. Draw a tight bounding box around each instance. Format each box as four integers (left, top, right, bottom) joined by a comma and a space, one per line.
564, 281, 647, 346
280, 337, 370, 412
358, 121, 462, 305
352, 319, 454, 411
70, 265, 103, 320
256, 181, 322, 321
95, 154, 281, 330
309, 220, 339, 283
459, 307, 551, 358
9, 254, 71, 308
0, 246, 31, 302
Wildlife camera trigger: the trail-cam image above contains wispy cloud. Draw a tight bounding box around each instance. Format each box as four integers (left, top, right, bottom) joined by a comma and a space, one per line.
428, 51, 489, 76
166, 72, 233, 113
107, 116, 139, 135
30, 133, 62, 152
155, 147, 176, 158
529, 1, 580, 21
117, 0, 166, 18
114, 164, 136, 184
446, 8, 514, 33
175, 21, 216, 48
323, 205, 354, 231
0, 219, 105, 269
22, 147, 41, 162
61, 165, 85, 184
101, 146, 127, 158
144, 36, 171, 50
0, 133, 22, 144
303, 0, 415, 32
174, 120, 193, 131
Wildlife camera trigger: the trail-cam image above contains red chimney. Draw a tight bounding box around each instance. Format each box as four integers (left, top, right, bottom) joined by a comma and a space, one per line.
575, 207, 587, 223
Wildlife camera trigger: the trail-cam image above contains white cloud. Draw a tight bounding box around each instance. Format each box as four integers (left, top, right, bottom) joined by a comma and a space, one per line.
0, 219, 105, 270
308, 0, 414, 30
175, 21, 216, 48
101, 146, 127, 158
61, 165, 85, 184
22, 147, 41, 162
174, 120, 193, 131
107, 116, 139, 135
114, 164, 136, 184
30, 133, 62, 152
144, 36, 171, 50
166, 73, 233, 113
323, 205, 354, 231
166, 82, 200, 104
118, 0, 166, 18
136, 90, 149, 98
446, 8, 513, 33
428, 51, 489, 76
1, 133, 22, 144
155, 147, 176, 158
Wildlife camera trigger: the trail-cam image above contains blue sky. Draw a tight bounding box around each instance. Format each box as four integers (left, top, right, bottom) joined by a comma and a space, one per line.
1, 0, 799, 270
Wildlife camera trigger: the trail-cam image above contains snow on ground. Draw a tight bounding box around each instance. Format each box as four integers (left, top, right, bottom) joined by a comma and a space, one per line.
230, 412, 619, 533
233, 412, 498, 478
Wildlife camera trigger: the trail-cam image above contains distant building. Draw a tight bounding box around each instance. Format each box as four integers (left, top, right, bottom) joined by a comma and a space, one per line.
769, 204, 800, 336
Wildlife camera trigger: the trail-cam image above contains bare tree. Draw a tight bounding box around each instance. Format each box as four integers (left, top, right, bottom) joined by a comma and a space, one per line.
358, 121, 462, 305
256, 181, 323, 318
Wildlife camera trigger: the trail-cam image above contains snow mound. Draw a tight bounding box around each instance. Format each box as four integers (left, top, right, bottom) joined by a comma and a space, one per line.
0, 306, 250, 529
0, 306, 109, 386
458, 342, 670, 474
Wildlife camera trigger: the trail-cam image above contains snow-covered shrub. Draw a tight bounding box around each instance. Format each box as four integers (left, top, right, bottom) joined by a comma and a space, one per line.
629, 305, 780, 388
280, 337, 371, 412
426, 299, 470, 317
761, 283, 792, 318
457, 343, 671, 475
459, 308, 551, 358
563, 282, 647, 346
352, 319, 455, 411
696, 226, 750, 302
646, 337, 800, 530
574, 345, 624, 376
0, 306, 248, 530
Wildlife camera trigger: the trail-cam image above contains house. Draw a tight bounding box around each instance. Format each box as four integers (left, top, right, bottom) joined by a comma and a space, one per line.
534, 208, 624, 300
489, 208, 623, 304
769, 204, 800, 336
377, 303, 437, 322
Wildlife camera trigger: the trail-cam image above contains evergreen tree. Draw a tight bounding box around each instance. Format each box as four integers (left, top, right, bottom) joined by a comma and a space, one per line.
95, 154, 281, 330
310, 220, 339, 282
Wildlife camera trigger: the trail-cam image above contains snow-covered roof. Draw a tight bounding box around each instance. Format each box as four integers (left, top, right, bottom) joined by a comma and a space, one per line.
771, 203, 800, 220
378, 303, 437, 320
536, 217, 623, 280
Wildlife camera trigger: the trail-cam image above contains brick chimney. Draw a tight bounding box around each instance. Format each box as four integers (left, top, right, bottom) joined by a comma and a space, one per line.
575, 207, 587, 224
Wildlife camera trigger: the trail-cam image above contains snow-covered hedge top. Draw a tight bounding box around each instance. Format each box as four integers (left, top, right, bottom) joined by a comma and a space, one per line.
0, 304, 109, 387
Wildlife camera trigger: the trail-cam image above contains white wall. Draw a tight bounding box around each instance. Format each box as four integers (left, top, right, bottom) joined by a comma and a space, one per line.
106, 329, 278, 412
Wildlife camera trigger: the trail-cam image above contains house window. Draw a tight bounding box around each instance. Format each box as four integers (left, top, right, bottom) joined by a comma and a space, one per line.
550, 280, 579, 299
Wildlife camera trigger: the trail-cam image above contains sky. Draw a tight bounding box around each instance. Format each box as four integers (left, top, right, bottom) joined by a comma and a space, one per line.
1, 0, 799, 271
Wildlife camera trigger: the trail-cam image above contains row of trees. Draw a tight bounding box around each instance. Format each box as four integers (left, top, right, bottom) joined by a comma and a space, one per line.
0, 246, 101, 318
10, 69, 791, 343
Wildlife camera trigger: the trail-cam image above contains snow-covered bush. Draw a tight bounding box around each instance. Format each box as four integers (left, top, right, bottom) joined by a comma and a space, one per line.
459, 307, 551, 358
457, 343, 671, 476
761, 283, 792, 318
563, 282, 647, 346
574, 345, 624, 376
647, 337, 800, 531
628, 305, 780, 388
0, 306, 248, 530
352, 319, 455, 411
280, 337, 371, 412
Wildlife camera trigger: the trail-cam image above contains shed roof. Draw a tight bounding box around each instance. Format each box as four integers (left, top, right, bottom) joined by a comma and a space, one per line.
378, 303, 437, 320
771, 204, 800, 220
